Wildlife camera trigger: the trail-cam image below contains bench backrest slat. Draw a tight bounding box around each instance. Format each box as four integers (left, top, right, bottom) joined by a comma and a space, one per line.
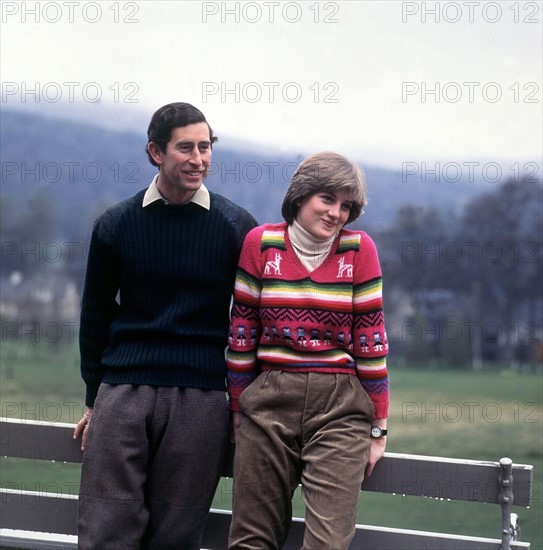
0, 495, 531, 550
0, 419, 82, 463
363, 452, 533, 506
203, 510, 532, 549
0, 418, 533, 506
1, 490, 77, 535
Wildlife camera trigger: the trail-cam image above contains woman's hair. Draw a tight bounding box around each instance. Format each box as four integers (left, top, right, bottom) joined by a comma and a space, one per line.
281, 151, 367, 225
146, 102, 217, 167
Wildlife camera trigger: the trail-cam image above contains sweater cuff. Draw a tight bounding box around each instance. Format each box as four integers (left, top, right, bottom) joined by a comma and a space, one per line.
372, 398, 389, 420
85, 387, 99, 408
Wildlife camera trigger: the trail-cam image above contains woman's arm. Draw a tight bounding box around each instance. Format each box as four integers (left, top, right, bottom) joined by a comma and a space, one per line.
226, 228, 264, 413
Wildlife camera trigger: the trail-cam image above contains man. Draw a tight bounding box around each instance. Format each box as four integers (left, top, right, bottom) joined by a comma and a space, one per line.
73, 102, 257, 549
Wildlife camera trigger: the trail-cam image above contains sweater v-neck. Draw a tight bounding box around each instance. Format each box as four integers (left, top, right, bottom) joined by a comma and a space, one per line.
284, 223, 341, 278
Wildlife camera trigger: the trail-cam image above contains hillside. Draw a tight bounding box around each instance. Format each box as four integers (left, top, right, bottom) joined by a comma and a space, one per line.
1, 108, 498, 240
2, 108, 541, 371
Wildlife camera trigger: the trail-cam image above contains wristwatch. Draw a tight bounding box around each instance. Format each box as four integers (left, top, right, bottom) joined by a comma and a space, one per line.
371, 426, 388, 438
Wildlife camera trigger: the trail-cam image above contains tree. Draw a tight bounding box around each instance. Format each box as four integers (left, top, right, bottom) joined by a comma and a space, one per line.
455, 179, 543, 362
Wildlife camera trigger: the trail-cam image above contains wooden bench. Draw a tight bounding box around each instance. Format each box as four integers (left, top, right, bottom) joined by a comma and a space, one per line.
0, 417, 533, 549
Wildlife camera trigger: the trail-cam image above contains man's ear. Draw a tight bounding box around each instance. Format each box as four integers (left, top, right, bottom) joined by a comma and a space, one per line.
147, 142, 163, 165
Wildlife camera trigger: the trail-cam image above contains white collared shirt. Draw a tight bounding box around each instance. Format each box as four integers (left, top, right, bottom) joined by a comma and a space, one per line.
142, 174, 210, 210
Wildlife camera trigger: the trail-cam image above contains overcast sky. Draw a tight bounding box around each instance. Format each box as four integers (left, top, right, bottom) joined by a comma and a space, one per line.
1, 0, 542, 170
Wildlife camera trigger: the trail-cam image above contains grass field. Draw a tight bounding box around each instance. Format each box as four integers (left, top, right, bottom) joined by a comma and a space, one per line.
1, 340, 542, 547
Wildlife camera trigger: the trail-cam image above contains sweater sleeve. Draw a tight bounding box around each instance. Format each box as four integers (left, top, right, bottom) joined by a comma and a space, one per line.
352, 233, 389, 419
226, 227, 264, 412
79, 213, 121, 407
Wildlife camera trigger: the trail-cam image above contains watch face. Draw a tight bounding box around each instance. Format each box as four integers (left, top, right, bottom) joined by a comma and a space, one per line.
371, 426, 382, 438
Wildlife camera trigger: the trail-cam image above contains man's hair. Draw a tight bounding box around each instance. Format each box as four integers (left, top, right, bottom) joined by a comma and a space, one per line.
146, 102, 218, 166
281, 151, 367, 225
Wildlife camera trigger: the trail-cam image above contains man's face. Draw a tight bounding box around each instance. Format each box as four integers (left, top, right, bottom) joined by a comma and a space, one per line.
150, 122, 212, 204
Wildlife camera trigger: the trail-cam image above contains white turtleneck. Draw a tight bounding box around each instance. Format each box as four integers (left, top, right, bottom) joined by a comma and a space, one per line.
288, 219, 337, 272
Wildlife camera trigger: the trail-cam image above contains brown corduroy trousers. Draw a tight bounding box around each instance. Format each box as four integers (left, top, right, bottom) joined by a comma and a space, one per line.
228, 371, 374, 550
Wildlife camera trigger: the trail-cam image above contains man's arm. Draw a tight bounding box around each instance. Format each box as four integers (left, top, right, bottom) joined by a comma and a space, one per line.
74, 215, 121, 449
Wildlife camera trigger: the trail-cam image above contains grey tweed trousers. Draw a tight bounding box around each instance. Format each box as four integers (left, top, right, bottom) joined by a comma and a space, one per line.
78, 383, 230, 550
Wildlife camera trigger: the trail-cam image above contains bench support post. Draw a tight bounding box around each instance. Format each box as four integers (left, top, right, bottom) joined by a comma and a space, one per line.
499, 457, 515, 549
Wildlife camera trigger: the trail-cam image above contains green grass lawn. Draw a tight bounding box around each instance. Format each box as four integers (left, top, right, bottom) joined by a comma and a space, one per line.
1, 341, 542, 546
363, 367, 542, 544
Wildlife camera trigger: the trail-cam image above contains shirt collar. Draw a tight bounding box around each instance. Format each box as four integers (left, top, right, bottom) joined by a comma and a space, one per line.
142, 174, 210, 210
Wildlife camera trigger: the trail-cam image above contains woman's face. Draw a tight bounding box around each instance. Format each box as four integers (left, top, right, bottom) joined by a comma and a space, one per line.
296, 189, 352, 239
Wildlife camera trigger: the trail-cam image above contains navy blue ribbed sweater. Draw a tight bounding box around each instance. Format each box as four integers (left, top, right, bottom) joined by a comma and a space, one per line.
80, 188, 257, 407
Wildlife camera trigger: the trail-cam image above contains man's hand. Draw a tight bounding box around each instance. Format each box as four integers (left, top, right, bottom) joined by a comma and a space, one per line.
73, 407, 93, 451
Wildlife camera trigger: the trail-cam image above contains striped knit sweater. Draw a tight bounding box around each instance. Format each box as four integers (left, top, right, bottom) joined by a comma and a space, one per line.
226, 222, 389, 418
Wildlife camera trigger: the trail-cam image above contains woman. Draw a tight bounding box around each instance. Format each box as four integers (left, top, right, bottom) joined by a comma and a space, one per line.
227, 151, 389, 549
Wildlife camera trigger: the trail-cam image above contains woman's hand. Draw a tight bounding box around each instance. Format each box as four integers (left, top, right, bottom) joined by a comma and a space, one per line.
73, 407, 93, 451
365, 436, 386, 477
231, 411, 242, 442
365, 418, 387, 477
